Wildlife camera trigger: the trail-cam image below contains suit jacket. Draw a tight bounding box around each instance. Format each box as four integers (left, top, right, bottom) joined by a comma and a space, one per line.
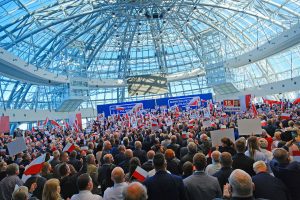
114, 152, 126, 166
167, 158, 181, 175
179, 147, 188, 159
133, 149, 147, 164
213, 167, 233, 192
68, 157, 82, 172
180, 152, 195, 166
232, 153, 255, 176
252, 172, 290, 200
263, 125, 276, 137
184, 171, 222, 200
143, 170, 186, 200
142, 160, 154, 172
270, 160, 300, 200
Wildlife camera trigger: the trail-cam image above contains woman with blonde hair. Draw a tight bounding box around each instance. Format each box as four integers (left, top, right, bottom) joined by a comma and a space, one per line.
42, 178, 62, 200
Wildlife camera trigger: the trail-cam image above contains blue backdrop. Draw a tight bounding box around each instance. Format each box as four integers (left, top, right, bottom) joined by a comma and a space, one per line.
97, 93, 213, 116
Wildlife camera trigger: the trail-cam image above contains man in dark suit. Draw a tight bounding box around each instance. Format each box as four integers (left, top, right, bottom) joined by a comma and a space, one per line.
68, 150, 82, 172
143, 153, 186, 200
183, 153, 222, 200
270, 148, 300, 200
213, 152, 233, 192
180, 142, 197, 166
114, 145, 126, 165
232, 139, 255, 176
167, 135, 181, 158
133, 141, 147, 164
263, 119, 276, 137
97, 153, 116, 194
142, 150, 155, 172
179, 138, 194, 159
118, 149, 133, 174
252, 160, 289, 200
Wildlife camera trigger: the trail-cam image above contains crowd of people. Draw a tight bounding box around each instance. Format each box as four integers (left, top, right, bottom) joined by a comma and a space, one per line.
0, 100, 300, 200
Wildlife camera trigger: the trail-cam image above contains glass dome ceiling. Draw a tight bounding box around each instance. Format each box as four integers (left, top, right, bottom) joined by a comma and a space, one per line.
0, 0, 300, 110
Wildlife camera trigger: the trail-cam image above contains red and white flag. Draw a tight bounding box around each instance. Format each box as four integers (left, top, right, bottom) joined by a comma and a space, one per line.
151, 120, 158, 127
292, 151, 300, 162
24, 154, 46, 175
63, 143, 76, 153
281, 113, 290, 120
188, 97, 200, 106
43, 117, 49, 126
50, 120, 61, 128
116, 106, 125, 111
252, 103, 258, 117
64, 120, 70, 130
132, 166, 148, 182
182, 131, 189, 139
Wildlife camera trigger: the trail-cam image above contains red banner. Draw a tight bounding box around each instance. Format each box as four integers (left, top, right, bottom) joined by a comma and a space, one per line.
0, 116, 10, 133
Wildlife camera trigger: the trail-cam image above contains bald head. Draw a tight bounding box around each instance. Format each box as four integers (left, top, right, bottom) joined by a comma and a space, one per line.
147, 150, 155, 160
229, 169, 253, 198
111, 167, 125, 184
125, 149, 133, 159
123, 182, 147, 200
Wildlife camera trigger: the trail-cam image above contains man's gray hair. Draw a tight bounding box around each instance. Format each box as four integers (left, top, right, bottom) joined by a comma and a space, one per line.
229, 169, 253, 198
122, 182, 148, 200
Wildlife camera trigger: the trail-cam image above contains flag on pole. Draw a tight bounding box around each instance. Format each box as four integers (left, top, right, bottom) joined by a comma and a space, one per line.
43, 117, 49, 126
50, 120, 61, 128
63, 143, 76, 153
252, 103, 258, 117
24, 154, 46, 175
132, 166, 148, 182
188, 97, 200, 106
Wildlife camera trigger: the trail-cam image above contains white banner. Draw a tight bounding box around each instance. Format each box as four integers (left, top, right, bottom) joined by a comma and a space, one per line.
237, 119, 262, 135
7, 137, 27, 156
210, 128, 235, 147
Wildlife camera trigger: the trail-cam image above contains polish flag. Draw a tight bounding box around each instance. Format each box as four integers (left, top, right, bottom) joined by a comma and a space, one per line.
293, 97, 300, 105
64, 121, 70, 130
252, 103, 258, 117
132, 166, 148, 182
281, 113, 290, 120
151, 120, 158, 127
188, 97, 200, 106
73, 120, 79, 132
51, 120, 61, 128
221, 112, 227, 117
43, 117, 49, 126
292, 151, 300, 162
182, 131, 189, 139
63, 143, 76, 153
261, 120, 267, 126
116, 106, 125, 111
189, 119, 195, 124
24, 154, 46, 175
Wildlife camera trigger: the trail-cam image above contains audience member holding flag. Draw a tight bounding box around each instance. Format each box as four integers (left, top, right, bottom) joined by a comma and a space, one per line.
0, 97, 300, 200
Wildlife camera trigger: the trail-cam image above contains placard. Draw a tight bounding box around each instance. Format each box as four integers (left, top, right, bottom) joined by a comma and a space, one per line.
237, 119, 262, 135
210, 128, 235, 147
7, 137, 27, 156
202, 120, 211, 128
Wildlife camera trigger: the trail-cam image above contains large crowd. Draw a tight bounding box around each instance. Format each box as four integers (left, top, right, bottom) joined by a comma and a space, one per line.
0, 100, 300, 200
